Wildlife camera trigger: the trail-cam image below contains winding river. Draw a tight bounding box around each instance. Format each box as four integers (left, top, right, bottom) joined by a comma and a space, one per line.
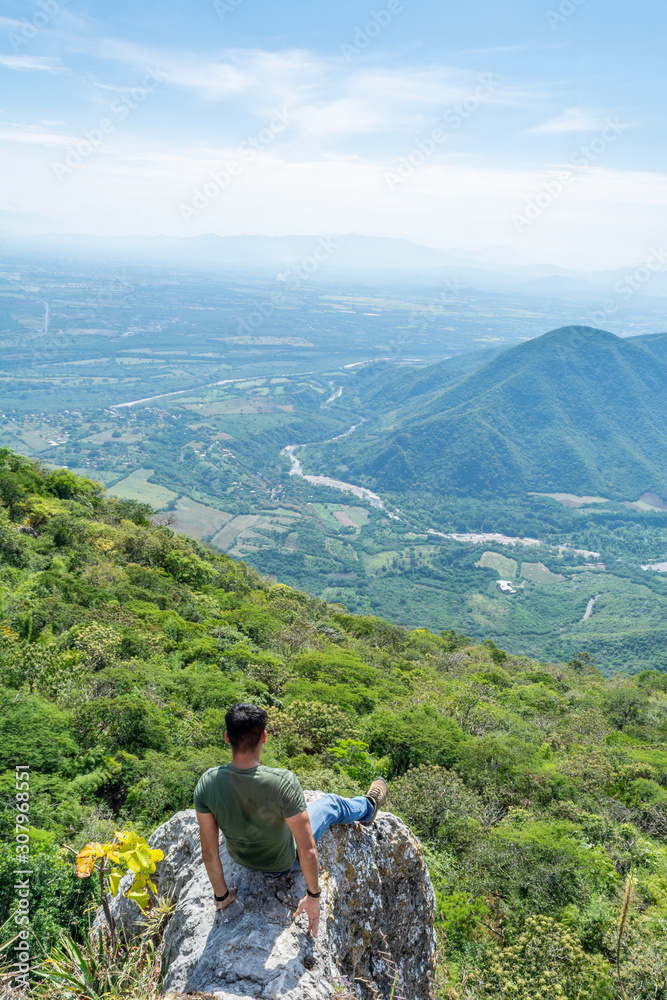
281, 430, 602, 557
282, 440, 394, 514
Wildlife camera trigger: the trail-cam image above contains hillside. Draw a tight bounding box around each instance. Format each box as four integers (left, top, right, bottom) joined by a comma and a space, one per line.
1, 448, 667, 998
631, 330, 667, 366
351, 346, 501, 410
324, 326, 667, 498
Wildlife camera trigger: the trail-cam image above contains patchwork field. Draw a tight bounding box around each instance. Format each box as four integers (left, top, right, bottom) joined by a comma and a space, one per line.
210, 514, 262, 551
6, 333, 667, 675
334, 505, 369, 528
183, 399, 293, 416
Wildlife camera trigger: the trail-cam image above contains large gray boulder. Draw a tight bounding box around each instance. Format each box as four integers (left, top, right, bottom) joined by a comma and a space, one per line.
104, 793, 437, 1000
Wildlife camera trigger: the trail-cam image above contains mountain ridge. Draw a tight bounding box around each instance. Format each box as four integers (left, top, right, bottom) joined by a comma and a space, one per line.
324, 326, 667, 498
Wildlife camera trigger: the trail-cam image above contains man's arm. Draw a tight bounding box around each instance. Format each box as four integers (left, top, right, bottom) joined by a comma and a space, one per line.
286, 809, 320, 937
196, 811, 237, 911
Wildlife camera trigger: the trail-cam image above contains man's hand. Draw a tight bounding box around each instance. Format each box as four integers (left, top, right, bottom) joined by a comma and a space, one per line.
285, 810, 321, 938
216, 887, 238, 911
293, 894, 320, 937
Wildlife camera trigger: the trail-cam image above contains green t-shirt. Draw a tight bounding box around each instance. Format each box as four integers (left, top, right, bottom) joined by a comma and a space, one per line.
193, 763, 306, 873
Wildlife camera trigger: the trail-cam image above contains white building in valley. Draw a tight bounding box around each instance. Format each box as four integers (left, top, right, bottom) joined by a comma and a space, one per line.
497, 580, 517, 594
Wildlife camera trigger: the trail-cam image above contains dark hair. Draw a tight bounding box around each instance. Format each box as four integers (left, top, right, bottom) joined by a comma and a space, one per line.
225, 703, 268, 752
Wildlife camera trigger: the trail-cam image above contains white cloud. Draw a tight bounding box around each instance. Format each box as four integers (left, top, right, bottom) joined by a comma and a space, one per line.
78, 41, 531, 138
0, 55, 62, 72
529, 107, 613, 133
0, 34, 659, 270
0, 124, 73, 146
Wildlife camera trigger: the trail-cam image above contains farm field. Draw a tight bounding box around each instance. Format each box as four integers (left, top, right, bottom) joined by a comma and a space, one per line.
475, 550, 518, 578
520, 561, 566, 585
108, 468, 179, 507
529, 492, 611, 507
168, 497, 232, 539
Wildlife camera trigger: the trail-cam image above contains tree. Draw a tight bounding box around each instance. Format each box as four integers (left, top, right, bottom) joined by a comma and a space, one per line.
604, 685, 650, 730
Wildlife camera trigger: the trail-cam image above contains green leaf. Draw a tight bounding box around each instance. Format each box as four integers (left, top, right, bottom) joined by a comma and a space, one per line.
125, 886, 150, 912
109, 869, 124, 897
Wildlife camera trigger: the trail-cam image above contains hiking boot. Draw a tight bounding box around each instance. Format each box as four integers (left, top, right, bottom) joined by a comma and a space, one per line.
363, 777, 388, 824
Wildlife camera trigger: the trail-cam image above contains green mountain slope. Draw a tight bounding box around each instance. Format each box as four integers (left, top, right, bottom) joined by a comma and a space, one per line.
328, 326, 667, 497
630, 330, 667, 366
2, 449, 667, 996
2, 449, 667, 997
353, 347, 501, 410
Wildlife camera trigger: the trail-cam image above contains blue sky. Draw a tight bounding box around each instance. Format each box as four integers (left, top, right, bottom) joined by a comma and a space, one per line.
1, 0, 666, 267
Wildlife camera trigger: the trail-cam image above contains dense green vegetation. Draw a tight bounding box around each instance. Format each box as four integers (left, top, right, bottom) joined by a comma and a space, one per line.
323, 326, 667, 498
7, 349, 667, 674
1, 450, 667, 997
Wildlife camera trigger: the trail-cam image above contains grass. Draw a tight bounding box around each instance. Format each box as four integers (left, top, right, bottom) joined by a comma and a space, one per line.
168, 498, 231, 540
310, 504, 342, 531
326, 537, 359, 560
183, 400, 271, 416
475, 551, 518, 578
70, 467, 120, 485
334, 506, 369, 529
363, 546, 433, 574
520, 562, 566, 585
530, 492, 611, 507
108, 469, 179, 509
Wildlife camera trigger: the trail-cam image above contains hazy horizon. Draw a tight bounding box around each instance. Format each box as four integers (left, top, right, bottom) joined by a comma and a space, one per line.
2, 0, 667, 271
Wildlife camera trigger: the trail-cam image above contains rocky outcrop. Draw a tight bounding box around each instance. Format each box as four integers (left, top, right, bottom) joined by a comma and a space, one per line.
104, 793, 437, 1000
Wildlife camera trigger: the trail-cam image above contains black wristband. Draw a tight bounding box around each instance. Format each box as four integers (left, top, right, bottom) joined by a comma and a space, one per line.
215, 890, 230, 903
306, 889, 321, 898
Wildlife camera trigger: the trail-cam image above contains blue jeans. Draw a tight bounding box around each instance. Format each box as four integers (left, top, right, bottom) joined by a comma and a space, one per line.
265, 794, 373, 876
306, 793, 373, 844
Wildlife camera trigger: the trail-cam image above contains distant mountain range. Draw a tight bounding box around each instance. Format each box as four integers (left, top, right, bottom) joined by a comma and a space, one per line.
322, 326, 667, 498
4, 225, 667, 303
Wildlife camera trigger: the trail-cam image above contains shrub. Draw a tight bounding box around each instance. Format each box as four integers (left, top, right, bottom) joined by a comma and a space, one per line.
73, 697, 169, 756
268, 700, 359, 757
472, 915, 613, 999
70, 622, 122, 670
0, 838, 97, 953
389, 764, 482, 850
327, 738, 389, 786
122, 747, 228, 829
364, 706, 464, 776
0, 697, 76, 772
436, 890, 489, 952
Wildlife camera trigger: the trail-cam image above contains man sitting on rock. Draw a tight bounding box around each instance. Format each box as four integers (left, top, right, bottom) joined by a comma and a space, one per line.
194, 702, 388, 937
